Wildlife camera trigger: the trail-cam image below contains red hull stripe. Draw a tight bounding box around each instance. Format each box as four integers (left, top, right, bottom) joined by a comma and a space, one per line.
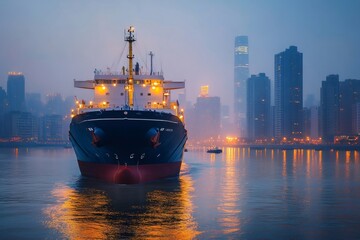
77, 160, 182, 184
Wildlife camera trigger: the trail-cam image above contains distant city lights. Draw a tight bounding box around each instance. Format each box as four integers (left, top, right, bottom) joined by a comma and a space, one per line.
8, 72, 23, 76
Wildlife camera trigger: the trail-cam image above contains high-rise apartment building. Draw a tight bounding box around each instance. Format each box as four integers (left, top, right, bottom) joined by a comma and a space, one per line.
303, 106, 319, 139
221, 105, 232, 137
40, 114, 63, 142
320, 74, 340, 142
7, 72, 26, 112
339, 79, 360, 135
26, 93, 43, 116
0, 87, 6, 115
354, 103, 360, 134
0, 87, 6, 138
274, 46, 303, 140
310, 106, 319, 139
234, 36, 249, 138
187, 86, 221, 141
4, 111, 37, 139
320, 76, 360, 142
247, 73, 271, 141
303, 108, 311, 138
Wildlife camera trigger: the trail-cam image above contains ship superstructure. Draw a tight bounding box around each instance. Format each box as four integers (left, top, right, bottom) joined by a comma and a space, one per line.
73, 70, 185, 116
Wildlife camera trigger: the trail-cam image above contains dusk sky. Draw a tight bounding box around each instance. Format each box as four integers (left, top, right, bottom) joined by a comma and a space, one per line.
0, 0, 359, 107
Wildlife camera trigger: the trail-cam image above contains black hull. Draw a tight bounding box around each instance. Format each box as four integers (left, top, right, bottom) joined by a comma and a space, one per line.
69, 109, 187, 183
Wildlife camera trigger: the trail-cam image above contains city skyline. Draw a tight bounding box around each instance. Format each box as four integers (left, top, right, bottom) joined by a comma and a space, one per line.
0, 0, 359, 108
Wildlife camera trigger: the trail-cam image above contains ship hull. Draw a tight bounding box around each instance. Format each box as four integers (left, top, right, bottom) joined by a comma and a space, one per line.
69, 109, 187, 184
77, 160, 182, 184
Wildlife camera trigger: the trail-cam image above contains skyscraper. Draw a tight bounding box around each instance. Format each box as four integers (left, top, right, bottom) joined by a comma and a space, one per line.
274, 46, 303, 140
310, 106, 319, 139
7, 72, 26, 112
234, 36, 249, 138
189, 86, 221, 141
0, 87, 6, 115
247, 73, 271, 141
3, 111, 37, 139
0, 87, 6, 138
320, 74, 340, 142
339, 79, 360, 135
354, 103, 360, 135
40, 114, 63, 142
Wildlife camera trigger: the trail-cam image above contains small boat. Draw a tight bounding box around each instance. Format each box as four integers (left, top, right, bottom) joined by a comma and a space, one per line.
207, 147, 222, 154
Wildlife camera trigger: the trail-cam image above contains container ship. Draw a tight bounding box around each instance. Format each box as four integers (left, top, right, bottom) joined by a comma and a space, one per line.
69, 26, 187, 184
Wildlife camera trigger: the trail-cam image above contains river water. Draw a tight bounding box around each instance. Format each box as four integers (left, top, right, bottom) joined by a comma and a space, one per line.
0, 147, 360, 239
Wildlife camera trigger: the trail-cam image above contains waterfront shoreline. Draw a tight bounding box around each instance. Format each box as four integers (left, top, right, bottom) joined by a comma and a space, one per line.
243, 144, 360, 151
247, 144, 360, 151
0, 142, 71, 148
2, 142, 359, 151
187, 143, 360, 151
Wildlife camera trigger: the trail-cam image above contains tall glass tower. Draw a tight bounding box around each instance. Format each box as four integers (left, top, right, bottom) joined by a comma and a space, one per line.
274, 46, 303, 140
247, 73, 271, 141
7, 72, 26, 112
320, 74, 339, 142
234, 36, 249, 138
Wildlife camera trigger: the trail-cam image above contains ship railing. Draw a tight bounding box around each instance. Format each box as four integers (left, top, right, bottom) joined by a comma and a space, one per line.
75, 102, 167, 112
73, 102, 110, 114
94, 69, 164, 77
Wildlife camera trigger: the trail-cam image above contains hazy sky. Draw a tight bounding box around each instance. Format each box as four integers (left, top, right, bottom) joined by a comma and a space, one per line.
0, 0, 359, 107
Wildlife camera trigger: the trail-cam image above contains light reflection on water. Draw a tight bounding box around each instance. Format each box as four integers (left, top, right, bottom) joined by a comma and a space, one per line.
189, 147, 360, 239
43, 163, 200, 239
218, 147, 242, 235
1, 147, 360, 239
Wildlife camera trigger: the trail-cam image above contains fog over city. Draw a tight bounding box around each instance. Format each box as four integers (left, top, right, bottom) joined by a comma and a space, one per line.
0, 0, 359, 106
